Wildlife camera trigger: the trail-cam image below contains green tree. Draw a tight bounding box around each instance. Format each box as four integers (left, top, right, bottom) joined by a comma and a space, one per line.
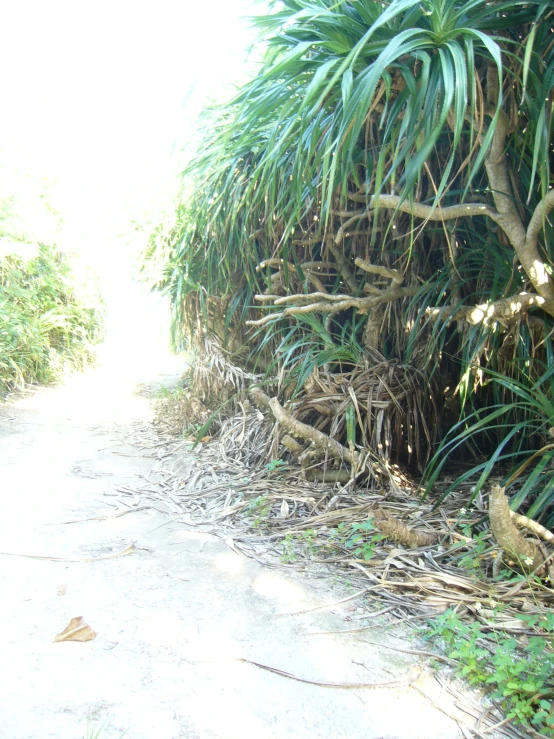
151, 0, 554, 514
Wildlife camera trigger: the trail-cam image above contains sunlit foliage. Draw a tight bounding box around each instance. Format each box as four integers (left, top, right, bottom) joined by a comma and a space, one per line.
150, 0, 554, 518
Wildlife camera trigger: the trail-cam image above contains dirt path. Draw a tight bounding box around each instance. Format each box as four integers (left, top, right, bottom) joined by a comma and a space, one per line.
0, 291, 480, 739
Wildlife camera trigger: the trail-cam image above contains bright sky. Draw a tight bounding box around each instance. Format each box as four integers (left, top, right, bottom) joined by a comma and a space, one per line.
0, 0, 260, 268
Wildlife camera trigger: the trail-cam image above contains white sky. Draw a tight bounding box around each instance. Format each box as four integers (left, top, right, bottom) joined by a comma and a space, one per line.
0, 0, 260, 265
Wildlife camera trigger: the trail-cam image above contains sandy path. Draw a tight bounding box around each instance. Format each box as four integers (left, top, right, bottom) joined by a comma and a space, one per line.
0, 288, 472, 739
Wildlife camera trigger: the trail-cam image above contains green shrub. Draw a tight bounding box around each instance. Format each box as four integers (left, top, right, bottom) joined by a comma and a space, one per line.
0, 243, 103, 393
424, 365, 554, 526
427, 608, 554, 735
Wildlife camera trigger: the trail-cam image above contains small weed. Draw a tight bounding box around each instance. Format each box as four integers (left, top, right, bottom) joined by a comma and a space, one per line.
279, 529, 320, 563
457, 527, 491, 572
330, 519, 384, 561
265, 458, 287, 474
281, 533, 297, 563
245, 494, 271, 527
426, 608, 554, 735
301, 528, 317, 557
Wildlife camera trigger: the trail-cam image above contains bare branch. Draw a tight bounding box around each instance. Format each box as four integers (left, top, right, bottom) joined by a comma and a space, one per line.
256, 259, 297, 272
326, 236, 359, 293
292, 236, 324, 245
483, 109, 523, 235
427, 292, 546, 326
286, 299, 358, 316
273, 292, 353, 305
355, 258, 404, 286
301, 262, 338, 272
347, 193, 499, 223
482, 108, 554, 310
254, 294, 283, 302
281, 435, 305, 455
306, 273, 327, 293
248, 286, 419, 326
526, 189, 554, 253
511, 510, 554, 543
363, 284, 385, 296
249, 387, 361, 468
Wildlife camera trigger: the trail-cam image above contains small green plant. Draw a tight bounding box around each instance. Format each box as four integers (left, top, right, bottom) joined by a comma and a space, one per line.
457, 526, 492, 573
280, 530, 319, 563
265, 458, 287, 474
245, 494, 271, 527
426, 608, 554, 735
245, 494, 270, 516
301, 528, 317, 557
328, 519, 384, 560
281, 533, 297, 563
343, 519, 384, 561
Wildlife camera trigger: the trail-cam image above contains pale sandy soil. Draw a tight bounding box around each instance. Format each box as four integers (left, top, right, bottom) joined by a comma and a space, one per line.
0, 282, 487, 739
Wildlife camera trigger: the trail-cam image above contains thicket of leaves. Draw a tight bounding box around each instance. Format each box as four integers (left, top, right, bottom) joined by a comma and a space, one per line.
0, 244, 103, 393
0, 169, 103, 393
149, 0, 554, 520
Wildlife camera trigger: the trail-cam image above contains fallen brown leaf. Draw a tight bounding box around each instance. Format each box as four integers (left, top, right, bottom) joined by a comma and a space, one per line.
54, 616, 97, 643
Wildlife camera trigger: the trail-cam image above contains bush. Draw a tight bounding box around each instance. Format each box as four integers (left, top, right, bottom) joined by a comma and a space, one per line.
427, 608, 554, 735
0, 243, 103, 393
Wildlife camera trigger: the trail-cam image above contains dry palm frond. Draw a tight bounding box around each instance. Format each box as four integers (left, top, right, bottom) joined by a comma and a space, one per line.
121, 423, 554, 629
191, 330, 262, 407
290, 360, 439, 471
115, 416, 554, 739
154, 390, 210, 436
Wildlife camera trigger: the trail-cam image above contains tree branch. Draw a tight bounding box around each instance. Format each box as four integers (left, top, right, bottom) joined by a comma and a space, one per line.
273, 292, 353, 305
427, 292, 546, 327
257, 259, 297, 272
326, 236, 359, 293
526, 189, 554, 254
249, 387, 359, 467
355, 258, 404, 286
511, 510, 554, 543
248, 388, 388, 480
347, 192, 498, 222
482, 108, 554, 310
248, 286, 418, 326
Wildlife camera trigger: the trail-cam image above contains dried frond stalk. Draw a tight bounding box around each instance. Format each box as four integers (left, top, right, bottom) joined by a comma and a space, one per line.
304, 469, 351, 483
372, 508, 438, 548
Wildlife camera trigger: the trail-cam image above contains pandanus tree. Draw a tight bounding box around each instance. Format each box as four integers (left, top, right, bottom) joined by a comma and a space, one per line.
151, 0, 554, 523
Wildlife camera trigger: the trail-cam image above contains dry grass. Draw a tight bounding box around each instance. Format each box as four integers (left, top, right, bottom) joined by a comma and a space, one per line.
114, 400, 554, 738
126, 409, 554, 631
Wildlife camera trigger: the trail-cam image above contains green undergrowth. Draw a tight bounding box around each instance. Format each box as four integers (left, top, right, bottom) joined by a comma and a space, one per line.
274, 512, 554, 735
425, 609, 554, 736
280, 519, 384, 564
0, 243, 103, 393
